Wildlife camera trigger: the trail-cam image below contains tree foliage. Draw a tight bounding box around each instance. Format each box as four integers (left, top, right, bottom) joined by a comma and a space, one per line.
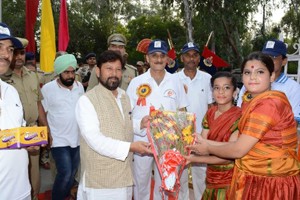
281, 0, 300, 41
161, 0, 262, 68
126, 15, 186, 64
2, 0, 298, 68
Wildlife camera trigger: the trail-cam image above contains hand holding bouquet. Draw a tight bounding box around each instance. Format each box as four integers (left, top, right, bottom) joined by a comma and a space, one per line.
147, 106, 196, 199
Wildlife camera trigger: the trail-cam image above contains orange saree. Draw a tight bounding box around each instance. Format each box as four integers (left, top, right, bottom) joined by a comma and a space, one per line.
202, 105, 242, 200
229, 91, 300, 200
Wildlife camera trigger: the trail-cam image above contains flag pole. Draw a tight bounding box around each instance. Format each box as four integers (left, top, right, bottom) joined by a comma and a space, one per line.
167, 29, 174, 49
205, 31, 214, 47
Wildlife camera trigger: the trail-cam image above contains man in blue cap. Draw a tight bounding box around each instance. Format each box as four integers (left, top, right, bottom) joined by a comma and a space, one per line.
0, 22, 33, 200
0, 36, 49, 200
177, 42, 213, 200
237, 39, 300, 125
127, 40, 188, 200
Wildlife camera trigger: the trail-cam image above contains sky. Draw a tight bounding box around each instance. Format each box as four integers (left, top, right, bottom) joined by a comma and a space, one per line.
253, 5, 285, 24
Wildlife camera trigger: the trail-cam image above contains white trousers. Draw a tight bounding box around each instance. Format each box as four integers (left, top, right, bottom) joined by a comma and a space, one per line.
191, 164, 207, 200
133, 153, 191, 200
178, 166, 190, 200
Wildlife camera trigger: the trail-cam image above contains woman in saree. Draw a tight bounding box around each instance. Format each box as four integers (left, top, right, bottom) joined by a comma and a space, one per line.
186, 71, 242, 199
187, 52, 300, 200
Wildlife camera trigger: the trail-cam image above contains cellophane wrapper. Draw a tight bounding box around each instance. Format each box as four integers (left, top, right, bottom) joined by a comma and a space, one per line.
147, 107, 196, 199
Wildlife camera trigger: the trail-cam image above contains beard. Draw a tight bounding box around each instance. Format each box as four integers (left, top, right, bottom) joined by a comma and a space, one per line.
99, 76, 121, 91
59, 74, 75, 87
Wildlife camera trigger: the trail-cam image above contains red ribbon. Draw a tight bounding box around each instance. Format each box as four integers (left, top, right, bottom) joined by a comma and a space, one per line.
137, 97, 146, 106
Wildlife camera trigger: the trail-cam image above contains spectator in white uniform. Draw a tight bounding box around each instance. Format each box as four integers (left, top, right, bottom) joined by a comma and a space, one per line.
176, 42, 213, 199
126, 40, 188, 200
0, 22, 33, 200
75, 50, 152, 200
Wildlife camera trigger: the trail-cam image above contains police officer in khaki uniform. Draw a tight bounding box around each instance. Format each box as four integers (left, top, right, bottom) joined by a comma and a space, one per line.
87, 33, 137, 91
25, 52, 46, 87
0, 37, 48, 200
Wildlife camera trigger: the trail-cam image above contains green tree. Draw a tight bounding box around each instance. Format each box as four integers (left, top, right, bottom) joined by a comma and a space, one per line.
2, 0, 26, 37
126, 15, 186, 65
281, 0, 300, 40
161, 0, 271, 68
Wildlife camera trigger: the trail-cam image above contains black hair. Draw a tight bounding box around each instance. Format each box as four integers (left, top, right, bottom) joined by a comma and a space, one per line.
241, 51, 274, 75
97, 50, 125, 69
210, 71, 237, 91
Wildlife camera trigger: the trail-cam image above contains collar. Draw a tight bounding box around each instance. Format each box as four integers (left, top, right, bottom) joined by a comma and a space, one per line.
144, 69, 170, 81
275, 73, 288, 83
179, 69, 202, 80
56, 79, 79, 90
116, 87, 125, 99
0, 78, 9, 99
12, 66, 31, 77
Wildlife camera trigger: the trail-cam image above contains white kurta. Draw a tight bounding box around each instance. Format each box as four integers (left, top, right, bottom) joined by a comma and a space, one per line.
75, 88, 132, 200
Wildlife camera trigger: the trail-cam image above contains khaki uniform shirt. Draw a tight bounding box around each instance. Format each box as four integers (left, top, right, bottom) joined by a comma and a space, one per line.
36, 70, 45, 87
86, 64, 137, 91
43, 72, 57, 84
3, 67, 43, 125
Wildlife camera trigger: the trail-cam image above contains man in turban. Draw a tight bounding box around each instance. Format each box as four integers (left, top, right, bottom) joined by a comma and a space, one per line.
41, 54, 84, 200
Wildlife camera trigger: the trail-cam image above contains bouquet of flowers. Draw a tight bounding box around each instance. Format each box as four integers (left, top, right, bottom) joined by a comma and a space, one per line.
147, 106, 196, 199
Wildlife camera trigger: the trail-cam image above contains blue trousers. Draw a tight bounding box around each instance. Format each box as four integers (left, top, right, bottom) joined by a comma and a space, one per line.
51, 146, 80, 200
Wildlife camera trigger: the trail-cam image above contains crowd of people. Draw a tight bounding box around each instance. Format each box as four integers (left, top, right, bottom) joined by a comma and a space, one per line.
0, 21, 299, 200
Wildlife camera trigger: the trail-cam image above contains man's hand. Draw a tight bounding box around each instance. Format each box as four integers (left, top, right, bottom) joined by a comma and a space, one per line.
140, 115, 151, 129
26, 146, 40, 155
47, 132, 53, 149
130, 141, 152, 155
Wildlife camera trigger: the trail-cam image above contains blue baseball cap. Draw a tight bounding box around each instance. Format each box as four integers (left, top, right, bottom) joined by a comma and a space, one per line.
26, 52, 35, 61
147, 40, 168, 55
0, 23, 23, 48
85, 52, 96, 60
181, 42, 200, 54
262, 39, 287, 57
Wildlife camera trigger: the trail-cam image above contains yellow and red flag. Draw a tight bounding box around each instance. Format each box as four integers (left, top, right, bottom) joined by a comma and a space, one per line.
40, 0, 56, 72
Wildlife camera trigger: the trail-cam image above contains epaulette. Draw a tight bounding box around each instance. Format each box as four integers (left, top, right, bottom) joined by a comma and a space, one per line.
44, 72, 55, 76
37, 70, 45, 74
